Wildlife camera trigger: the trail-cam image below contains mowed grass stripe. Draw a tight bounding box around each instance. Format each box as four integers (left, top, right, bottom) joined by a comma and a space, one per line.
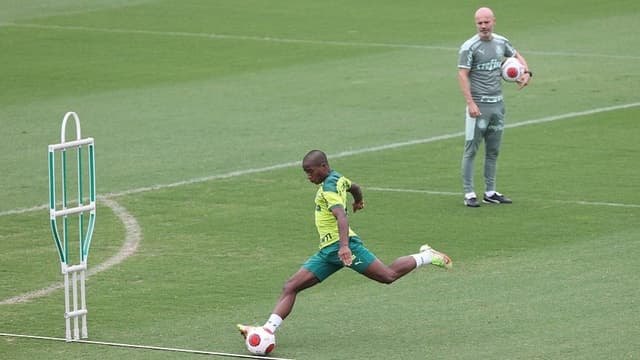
2, 102, 638, 218
3, 21, 640, 60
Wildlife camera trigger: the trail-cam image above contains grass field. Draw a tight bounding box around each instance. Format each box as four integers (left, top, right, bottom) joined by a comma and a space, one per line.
1, 1, 640, 359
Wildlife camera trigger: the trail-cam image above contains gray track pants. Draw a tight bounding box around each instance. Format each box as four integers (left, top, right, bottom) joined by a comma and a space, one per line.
461, 101, 505, 195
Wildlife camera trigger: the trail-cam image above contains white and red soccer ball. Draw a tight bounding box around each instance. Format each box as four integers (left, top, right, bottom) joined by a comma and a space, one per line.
245, 327, 276, 356
501, 57, 525, 82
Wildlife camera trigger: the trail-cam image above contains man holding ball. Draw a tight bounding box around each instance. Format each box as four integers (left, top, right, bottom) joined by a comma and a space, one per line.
457, 7, 532, 207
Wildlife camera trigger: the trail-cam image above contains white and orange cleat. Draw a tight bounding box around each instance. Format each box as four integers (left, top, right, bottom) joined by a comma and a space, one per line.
419, 244, 453, 269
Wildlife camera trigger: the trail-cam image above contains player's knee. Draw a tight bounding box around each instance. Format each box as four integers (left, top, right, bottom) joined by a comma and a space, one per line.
281, 277, 308, 294
376, 271, 400, 285
281, 278, 297, 294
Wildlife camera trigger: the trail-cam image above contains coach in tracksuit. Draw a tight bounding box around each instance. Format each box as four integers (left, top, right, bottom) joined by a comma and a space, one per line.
457, 7, 532, 208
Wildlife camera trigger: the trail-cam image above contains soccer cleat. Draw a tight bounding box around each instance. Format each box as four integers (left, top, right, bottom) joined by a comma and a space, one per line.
464, 197, 480, 207
419, 244, 453, 269
237, 324, 253, 339
483, 192, 512, 204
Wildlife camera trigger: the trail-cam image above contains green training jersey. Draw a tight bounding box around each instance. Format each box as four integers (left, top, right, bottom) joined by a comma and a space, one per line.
313, 170, 358, 249
458, 33, 516, 102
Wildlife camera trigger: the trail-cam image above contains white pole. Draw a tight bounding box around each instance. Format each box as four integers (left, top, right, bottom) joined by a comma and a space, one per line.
80, 267, 88, 338
72, 271, 79, 340
63, 264, 71, 342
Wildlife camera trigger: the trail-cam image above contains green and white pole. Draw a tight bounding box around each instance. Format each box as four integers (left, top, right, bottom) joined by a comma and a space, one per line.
48, 112, 96, 342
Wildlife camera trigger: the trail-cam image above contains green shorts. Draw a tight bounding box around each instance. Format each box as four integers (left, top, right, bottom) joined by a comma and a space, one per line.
303, 236, 377, 282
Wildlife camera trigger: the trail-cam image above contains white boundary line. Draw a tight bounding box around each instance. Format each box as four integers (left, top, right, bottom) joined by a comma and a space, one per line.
1, 102, 639, 218
366, 187, 640, 209
0, 332, 294, 360
367, 188, 459, 196
2, 22, 640, 60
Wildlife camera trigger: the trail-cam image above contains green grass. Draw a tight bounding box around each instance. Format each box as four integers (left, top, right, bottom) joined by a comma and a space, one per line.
1, 1, 640, 359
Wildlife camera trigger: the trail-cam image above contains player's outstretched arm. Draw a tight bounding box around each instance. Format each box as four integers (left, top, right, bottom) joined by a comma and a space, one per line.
349, 182, 365, 212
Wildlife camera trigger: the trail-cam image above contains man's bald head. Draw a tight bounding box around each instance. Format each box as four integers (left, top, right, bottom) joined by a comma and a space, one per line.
475, 7, 494, 20
474, 7, 496, 40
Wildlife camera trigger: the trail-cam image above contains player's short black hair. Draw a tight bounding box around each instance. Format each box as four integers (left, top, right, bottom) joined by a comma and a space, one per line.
303, 149, 328, 166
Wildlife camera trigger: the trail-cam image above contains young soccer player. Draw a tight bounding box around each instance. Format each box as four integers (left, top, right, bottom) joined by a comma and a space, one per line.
238, 149, 452, 339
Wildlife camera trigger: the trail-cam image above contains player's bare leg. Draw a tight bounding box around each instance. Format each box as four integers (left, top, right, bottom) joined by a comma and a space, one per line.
272, 268, 319, 320
238, 268, 319, 338
362, 244, 452, 284
362, 258, 414, 284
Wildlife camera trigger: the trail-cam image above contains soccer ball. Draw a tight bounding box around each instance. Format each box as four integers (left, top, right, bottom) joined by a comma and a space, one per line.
245, 327, 276, 356
501, 57, 525, 82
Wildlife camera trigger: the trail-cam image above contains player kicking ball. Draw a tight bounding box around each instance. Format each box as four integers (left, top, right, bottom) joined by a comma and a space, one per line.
238, 150, 452, 348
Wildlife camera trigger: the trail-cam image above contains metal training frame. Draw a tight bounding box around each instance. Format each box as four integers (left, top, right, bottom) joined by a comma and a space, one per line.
47, 112, 96, 341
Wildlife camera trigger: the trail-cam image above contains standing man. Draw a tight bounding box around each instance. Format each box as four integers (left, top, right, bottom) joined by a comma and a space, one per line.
458, 7, 532, 207
237, 150, 452, 344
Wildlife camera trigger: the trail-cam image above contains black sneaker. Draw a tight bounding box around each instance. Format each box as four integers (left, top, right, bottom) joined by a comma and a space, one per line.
464, 197, 480, 207
483, 192, 512, 204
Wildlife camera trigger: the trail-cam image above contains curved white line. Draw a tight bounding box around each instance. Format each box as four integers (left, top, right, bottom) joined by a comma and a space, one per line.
0, 198, 141, 305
